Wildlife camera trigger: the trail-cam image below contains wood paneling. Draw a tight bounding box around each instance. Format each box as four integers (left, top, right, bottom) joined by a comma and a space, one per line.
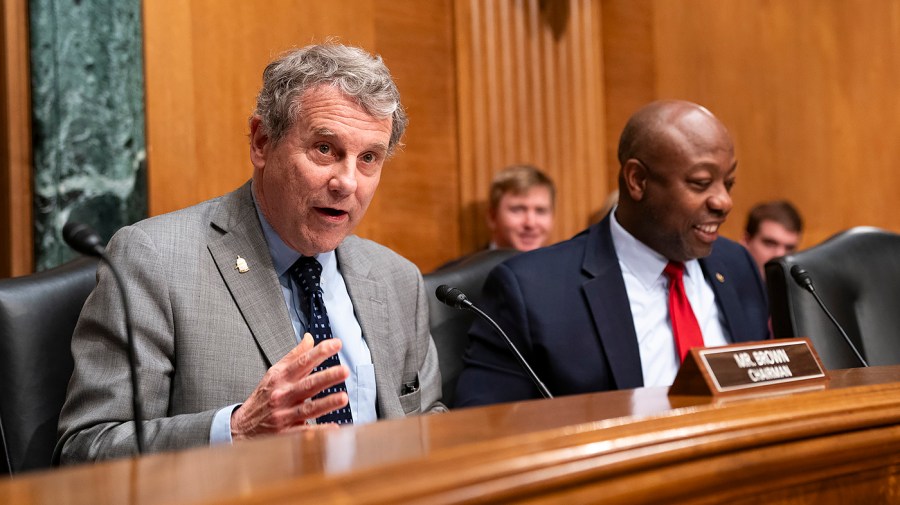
364, 1, 459, 268
601, 0, 655, 192
141, 0, 900, 270
455, 0, 608, 253
602, 0, 900, 248
0, 0, 33, 277
142, 0, 458, 271
6, 0, 900, 274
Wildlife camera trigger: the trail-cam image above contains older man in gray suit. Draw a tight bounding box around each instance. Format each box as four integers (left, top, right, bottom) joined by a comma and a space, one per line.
55, 44, 446, 463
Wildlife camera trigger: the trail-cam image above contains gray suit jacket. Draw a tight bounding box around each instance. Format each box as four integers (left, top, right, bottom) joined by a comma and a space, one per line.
55, 182, 445, 463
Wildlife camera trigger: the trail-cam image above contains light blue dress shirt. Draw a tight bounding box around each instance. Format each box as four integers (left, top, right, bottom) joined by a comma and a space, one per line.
209, 195, 377, 444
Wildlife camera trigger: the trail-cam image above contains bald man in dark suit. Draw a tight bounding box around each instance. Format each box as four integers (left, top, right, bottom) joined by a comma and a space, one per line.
455, 100, 769, 406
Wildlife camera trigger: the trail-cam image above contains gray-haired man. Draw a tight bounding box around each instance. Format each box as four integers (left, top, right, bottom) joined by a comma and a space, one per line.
56, 43, 446, 464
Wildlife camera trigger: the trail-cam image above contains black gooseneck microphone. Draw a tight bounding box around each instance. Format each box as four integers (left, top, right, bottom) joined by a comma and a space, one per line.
789, 264, 868, 367
435, 285, 553, 399
63, 222, 145, 453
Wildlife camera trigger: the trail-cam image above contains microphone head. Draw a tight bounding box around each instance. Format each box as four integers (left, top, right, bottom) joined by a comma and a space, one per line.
435, 284, 472, 309
790, 264, 815, 292
63, 221, 106, 257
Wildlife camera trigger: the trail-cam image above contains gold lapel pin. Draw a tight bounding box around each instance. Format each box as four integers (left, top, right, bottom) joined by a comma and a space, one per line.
715, 272, 725, 283
235, 256, 250, 273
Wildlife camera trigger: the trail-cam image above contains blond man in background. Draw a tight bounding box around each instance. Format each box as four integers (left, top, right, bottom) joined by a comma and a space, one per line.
487, 164, 555, 252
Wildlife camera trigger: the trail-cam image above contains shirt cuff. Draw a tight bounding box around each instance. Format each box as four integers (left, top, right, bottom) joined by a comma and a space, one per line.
209, 403, 241, 445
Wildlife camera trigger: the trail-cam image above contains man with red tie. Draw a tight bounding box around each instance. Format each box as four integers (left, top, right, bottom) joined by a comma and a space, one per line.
454, 100, 770, 406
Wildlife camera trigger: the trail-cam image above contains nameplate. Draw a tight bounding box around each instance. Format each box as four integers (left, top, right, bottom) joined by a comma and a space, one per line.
669, 338, 829, 397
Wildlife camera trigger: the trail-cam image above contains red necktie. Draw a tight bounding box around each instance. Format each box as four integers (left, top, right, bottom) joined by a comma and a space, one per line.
663, 261, 705, 362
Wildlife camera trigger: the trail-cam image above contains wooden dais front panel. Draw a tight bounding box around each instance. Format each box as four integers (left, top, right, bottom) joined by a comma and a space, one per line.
2, 367, 899, 504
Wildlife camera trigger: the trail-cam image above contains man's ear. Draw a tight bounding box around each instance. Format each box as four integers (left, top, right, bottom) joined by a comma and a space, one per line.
741, 232, 751, 247
622, 159, 648, 201
249, 115, 269, 170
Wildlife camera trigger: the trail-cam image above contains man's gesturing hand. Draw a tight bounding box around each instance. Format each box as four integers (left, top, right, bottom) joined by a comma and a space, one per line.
230, 333, 351, 440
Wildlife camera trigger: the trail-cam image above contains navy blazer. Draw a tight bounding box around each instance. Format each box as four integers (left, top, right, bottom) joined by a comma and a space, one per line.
454, 215, 770, 407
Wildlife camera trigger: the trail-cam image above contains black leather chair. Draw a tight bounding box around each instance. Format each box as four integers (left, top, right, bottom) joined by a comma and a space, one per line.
424, 249, 520, 406
766, 227, 900, 370
0, 257, 98, 475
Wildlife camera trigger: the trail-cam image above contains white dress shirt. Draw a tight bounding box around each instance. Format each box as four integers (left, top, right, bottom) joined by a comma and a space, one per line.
609, 209, 729, 387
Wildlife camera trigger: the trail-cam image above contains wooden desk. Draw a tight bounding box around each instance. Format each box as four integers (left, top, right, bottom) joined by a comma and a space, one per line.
3, 366, 900, 504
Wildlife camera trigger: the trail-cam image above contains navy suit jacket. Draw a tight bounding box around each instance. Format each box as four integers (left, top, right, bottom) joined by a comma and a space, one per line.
454, 215, 770, 407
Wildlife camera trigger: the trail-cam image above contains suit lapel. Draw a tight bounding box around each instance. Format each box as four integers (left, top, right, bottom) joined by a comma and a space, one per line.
334, 239, 396, 413
700, 250, 750, 343
582, 219, 644, 389
207, 182, 297, 366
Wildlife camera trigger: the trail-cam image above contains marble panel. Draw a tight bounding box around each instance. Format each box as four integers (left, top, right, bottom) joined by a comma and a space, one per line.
30, 0, 146, 270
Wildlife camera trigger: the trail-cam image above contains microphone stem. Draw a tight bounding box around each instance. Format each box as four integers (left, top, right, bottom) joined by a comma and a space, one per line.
808, 288, 869, 367
468, 305, 553, 399
103, 253, 146, 453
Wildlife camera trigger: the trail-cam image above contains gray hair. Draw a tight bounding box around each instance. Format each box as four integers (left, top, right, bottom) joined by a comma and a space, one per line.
254, 43, 408, 153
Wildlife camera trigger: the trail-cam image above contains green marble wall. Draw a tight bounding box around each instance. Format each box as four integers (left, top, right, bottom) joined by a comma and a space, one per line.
30, 0, 146, 270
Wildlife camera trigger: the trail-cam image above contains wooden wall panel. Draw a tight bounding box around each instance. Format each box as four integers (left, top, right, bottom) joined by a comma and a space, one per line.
365, 1, 459, 269
455, 0, 608, 253
0, 0, 33, 277
144, 0, 900, 270
143, 0, 458, 271
601, 0, 655, 192
603, 0, 900, 248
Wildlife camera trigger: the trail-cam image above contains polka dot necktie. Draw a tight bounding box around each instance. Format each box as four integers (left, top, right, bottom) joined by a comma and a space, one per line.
290, 256, 353, 425
663, 261, 705, 362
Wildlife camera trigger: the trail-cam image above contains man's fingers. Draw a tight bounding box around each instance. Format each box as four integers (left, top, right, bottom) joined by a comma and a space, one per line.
298, 332, 314, 351
296, 391, 350, 423
232, 336, 349, 439
242, 391, 346, 434
278, 336, 342, 382
271, 364, 350, 408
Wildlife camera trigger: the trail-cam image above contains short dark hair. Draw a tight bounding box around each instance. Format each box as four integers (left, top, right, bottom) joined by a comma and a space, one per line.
489, 165, 556, 211
745, 200, 803, 237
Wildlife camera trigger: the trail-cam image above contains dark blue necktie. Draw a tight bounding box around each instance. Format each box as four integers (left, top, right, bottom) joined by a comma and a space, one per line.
290, 256, 353, 425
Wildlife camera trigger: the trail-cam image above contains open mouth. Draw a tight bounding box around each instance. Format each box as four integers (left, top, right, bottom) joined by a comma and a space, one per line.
693, 223, 720, 242
695, 223, 719, 234
316, 207, 348, 218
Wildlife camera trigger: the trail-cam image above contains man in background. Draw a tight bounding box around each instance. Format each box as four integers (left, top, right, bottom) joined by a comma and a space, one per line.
434, 164, 554, 271
455, 100, 769, 407
487, 164, 555, 252
56, 43, 445, 464
741, 200, 803, 275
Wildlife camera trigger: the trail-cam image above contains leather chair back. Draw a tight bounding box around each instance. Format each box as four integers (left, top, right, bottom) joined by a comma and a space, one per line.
0, 257, 98, 475
424, 249, 519, 406
766, 227, 900, 369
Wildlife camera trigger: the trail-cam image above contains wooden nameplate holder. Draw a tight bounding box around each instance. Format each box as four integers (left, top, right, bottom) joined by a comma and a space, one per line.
669, 338, 829, 397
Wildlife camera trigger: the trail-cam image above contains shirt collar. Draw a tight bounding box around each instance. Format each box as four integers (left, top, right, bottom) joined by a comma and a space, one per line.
609, 207, 700, 290
252, 184, 336, 277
